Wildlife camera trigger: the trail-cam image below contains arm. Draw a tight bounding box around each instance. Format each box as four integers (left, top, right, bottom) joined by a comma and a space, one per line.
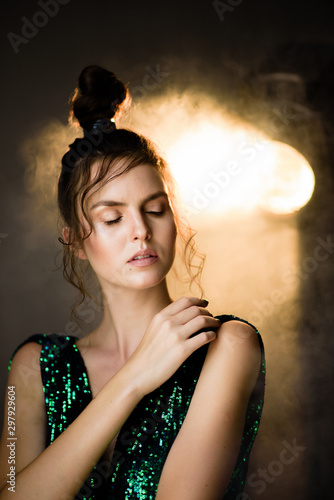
0, 298, 220, 500
0, 341, 143, 500
0, 343, 46, 491
156, 320, 262, 500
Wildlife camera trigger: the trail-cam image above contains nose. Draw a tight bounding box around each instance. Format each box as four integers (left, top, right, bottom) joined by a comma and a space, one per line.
131, 213, 151, 241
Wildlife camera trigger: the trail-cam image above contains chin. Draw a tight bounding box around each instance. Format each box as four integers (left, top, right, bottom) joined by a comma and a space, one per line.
131, 277, 165, 290
127, 270, 168, 290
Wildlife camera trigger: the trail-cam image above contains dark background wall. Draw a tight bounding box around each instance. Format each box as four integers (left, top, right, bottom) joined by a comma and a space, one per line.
1, 1, 334, 499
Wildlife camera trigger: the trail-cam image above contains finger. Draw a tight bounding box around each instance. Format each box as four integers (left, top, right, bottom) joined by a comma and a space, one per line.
186, 329, 217, 353
165, 297, 209, 317
181, 315, 221, 339
176, 305, 213, 325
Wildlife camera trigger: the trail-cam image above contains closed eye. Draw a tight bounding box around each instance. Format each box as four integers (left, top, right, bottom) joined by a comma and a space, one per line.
104, 211, 165, 225
104, 217, 123, 225
146, 210, 165, 216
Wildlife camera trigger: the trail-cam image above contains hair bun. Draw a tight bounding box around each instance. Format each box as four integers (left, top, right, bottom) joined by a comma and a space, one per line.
71, 65, 127, 129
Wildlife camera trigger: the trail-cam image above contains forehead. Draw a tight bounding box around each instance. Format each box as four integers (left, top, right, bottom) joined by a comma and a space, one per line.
87, 162, 166, 206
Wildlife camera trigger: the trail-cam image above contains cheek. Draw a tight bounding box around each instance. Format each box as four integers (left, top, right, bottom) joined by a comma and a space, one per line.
165, 219, 177, 249
82, 233, 110, 262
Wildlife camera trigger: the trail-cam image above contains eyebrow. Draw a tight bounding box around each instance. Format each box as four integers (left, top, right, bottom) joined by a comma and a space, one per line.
90, 191, 169, 210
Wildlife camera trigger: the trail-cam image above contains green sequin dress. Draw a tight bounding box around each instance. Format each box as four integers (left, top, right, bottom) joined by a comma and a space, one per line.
9, 314, 265, 499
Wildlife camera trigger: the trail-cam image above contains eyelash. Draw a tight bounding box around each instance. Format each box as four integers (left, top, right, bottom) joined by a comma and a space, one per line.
104, 211, 165, 226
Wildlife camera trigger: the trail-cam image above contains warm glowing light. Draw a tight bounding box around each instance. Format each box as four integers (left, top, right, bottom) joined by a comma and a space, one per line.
165, 123, 315, 216
122, 93, 315, 217
256, 141, 315, 214
166, 121, 267, 215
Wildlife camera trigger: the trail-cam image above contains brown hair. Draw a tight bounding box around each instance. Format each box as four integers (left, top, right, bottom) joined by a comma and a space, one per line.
58, 66, 205, 316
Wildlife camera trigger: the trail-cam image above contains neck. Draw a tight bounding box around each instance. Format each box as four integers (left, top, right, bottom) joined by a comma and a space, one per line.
89, 280, 172, 361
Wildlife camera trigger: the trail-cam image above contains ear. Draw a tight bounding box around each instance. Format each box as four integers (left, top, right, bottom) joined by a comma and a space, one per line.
62, 226, 88, 261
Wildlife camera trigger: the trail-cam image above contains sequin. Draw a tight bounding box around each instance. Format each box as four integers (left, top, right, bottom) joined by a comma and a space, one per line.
9, 314, 265, 499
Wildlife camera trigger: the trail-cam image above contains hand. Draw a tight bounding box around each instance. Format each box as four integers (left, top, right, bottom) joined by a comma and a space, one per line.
125, 297, 221, 396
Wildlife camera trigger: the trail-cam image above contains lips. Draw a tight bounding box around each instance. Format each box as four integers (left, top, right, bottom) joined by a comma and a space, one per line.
128, 248, 158, 263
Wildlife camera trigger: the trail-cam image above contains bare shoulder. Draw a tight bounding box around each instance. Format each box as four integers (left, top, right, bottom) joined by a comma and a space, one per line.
216, 319, 260, 352
207, 319, 262, 390
0, 341, 46, 488
9, 341, 43, 372
7, 341, 45, 395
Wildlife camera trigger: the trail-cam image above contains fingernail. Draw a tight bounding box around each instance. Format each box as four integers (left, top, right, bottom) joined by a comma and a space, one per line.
202, 299, 209, 306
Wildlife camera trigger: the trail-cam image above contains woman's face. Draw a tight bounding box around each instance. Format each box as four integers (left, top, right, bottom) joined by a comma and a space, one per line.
78, 163, 177, 293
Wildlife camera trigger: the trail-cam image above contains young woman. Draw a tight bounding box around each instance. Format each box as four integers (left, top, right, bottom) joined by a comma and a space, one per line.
0, 65, 265, 500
